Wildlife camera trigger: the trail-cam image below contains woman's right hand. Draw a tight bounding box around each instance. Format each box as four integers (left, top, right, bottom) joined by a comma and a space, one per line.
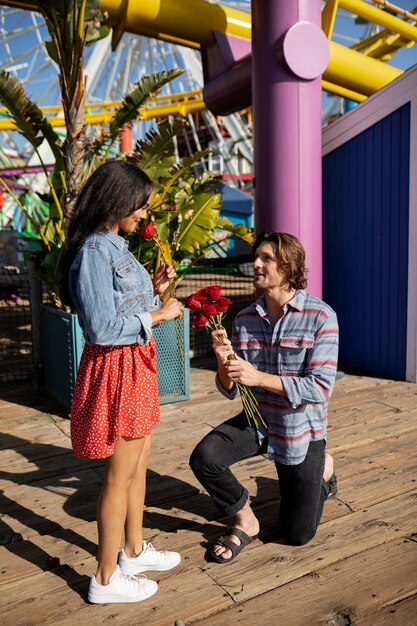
151, 297, 183, 325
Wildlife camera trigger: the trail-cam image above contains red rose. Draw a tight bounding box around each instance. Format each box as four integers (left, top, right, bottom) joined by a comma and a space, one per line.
46, 557, 60, 568
185, 294, 202, 310
193, 289, 209, 304
191, 312, 209, 328
137, 222, 156, 240
204, 285, 222, 301
217, 296, 232, 312
201, 302, 218, 317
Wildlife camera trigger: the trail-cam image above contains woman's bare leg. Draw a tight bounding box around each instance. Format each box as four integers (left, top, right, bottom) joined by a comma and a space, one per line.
95, 436, 146, 585
123, 435, 152, 556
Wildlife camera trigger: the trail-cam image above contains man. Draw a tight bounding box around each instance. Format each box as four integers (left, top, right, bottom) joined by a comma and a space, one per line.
190, 231, 339, 562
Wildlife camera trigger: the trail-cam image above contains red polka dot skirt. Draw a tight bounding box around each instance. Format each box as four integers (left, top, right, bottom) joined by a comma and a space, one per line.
70, 337, 160, 459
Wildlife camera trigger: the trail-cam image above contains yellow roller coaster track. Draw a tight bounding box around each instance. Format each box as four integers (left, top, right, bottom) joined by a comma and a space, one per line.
0, 0, 416, 127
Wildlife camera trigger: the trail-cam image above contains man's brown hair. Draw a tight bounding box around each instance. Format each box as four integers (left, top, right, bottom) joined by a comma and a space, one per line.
252, 231, 308, 290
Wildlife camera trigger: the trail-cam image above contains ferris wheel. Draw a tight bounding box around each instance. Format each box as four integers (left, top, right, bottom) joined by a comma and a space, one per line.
0, 0, 253, 229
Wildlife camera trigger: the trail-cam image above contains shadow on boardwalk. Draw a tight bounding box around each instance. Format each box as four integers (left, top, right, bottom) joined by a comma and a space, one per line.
1, 370, 417, 624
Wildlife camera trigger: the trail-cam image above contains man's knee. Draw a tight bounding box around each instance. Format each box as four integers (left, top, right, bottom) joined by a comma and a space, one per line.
189, 439, 212, 478
189, 435, 225, 478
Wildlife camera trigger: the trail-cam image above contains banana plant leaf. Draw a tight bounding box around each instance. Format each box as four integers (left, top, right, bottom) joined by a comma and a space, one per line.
219, 217, 254, 244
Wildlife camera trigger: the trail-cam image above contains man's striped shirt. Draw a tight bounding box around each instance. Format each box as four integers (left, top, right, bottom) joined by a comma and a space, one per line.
216, 290, 339, 465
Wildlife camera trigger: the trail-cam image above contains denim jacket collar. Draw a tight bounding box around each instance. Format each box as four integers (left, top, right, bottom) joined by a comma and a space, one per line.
99, 230, 129, 251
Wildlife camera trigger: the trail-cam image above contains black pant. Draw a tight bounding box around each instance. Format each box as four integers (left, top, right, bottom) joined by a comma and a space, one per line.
190, 412, 330, 546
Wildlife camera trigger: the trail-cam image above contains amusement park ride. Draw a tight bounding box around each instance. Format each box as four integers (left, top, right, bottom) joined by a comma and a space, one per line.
0, 0, 416, 295
0, 0, 416, 171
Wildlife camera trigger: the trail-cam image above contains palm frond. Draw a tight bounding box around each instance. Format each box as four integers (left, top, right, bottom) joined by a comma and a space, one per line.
131, 119, 184, 181
107, 70, 184, 142
0, 70, 64, 170
158, 149, 211, 200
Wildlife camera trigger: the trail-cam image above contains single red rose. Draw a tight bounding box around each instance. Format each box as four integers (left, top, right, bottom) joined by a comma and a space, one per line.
204, 285, 222, 301
191, 312, 209, 328
185, 294, 202, 310
46, 557, 60, 568
217, 296, 232, 312
201, 302, 217, 317
193, 289, 209, 304
137, 221, 156, 240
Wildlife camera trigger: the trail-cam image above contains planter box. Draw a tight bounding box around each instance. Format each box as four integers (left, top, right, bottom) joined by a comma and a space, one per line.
41, 305, 190, 410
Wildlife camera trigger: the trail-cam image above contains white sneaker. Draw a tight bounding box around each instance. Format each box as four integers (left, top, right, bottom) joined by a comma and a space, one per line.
119, 540, 181, 575
88, 565, 158, 604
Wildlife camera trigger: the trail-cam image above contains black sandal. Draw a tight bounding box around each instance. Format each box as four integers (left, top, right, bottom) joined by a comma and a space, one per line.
210, 527, 258, 564
327, 473, 338, 497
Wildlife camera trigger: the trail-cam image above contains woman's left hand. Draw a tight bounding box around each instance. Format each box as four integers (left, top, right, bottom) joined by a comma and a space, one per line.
152, 263, 176, 296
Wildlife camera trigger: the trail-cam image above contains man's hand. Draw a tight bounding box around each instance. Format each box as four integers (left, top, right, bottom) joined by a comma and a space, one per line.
211, 329, 233, 363
225, 355, 264, 387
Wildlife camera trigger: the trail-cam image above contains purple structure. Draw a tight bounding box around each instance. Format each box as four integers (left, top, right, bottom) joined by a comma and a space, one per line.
252, 0, 329, 297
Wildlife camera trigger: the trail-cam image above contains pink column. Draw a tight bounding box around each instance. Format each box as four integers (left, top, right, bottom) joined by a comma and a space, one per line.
252, 0, 329, 297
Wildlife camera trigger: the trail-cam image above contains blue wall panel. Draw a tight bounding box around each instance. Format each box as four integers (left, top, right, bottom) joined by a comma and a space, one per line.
323, 103, 410, 379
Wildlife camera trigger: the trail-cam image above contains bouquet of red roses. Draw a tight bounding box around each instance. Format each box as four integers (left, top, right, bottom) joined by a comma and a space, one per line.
185, 285, 266, 430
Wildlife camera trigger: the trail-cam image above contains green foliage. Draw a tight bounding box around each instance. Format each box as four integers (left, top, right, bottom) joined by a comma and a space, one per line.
108, 70, 183, 142
0, 70, 64, 170
128, 120, 254, 282
0, 3, 254, 306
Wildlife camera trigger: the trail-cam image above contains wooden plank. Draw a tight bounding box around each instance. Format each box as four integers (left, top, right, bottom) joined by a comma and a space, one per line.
360, 594, 417, 626
194, 538, 417, 626
0, 467, 102, 540
0, 422, 71, 449
334, 427, 417, 474
331, 374, 391, 394
202, 490, 417, 602
0, 565, 233, 626
328, 410, 417, 453
0, 445, 103, 485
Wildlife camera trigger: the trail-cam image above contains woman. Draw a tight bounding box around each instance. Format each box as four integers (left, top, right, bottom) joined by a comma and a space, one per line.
60, 161, 183, 604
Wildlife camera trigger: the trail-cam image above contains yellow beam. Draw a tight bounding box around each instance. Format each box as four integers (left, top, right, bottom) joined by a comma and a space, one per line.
350, 6, 417, 61
338, 0, 417, 43
103, 0, 251, 47
321, 80, 367, 102
322, 0, 339, 40
366, 36, 414, 61
0, 95, 207, 130
327, 40, 402, 96
0, 89, 204, 116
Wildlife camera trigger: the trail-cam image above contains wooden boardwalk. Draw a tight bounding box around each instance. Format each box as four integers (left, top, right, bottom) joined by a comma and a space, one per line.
1, 367, 417, 625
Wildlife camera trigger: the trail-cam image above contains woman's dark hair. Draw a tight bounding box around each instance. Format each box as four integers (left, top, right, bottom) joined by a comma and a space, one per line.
59, 160, 153, 308
252, 231, 308, 290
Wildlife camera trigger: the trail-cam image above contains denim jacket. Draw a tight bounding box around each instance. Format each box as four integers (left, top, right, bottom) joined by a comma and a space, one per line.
69, 230, 160, 346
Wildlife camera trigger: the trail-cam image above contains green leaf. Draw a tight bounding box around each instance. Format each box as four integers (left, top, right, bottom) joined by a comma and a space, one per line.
175, 192, 222, 254
0, 70, 64, 170
219, 217, 254, 244
132, 119, 184, 181
108, 70, 184, 142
